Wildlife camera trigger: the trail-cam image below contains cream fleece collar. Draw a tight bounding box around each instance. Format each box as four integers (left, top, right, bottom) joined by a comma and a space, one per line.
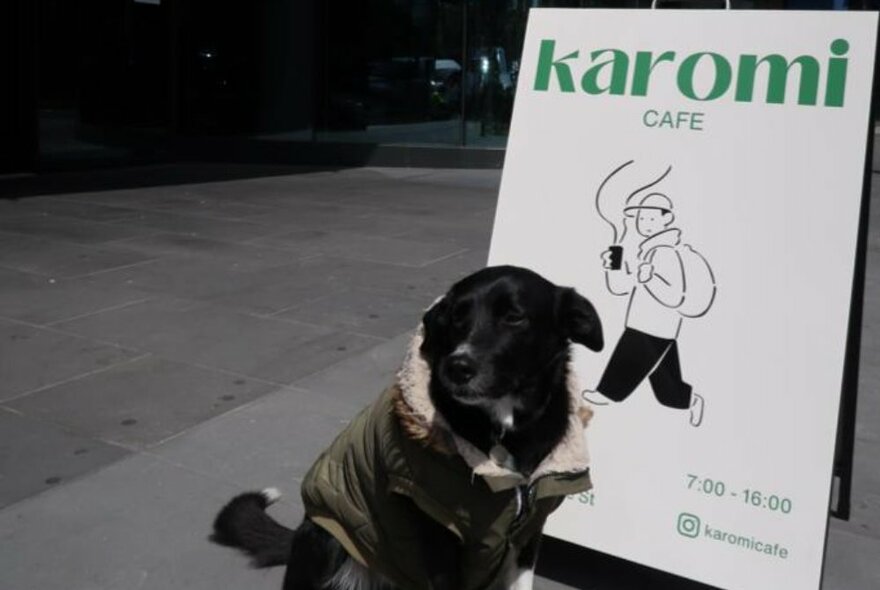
396, 328, 591, 492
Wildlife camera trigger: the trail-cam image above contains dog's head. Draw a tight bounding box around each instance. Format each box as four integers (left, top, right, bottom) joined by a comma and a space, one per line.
420, 266, 602, 423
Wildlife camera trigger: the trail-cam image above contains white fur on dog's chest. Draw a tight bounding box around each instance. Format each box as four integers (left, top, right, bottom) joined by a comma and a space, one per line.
510, 568, 535, 590
490, 395, 517, 431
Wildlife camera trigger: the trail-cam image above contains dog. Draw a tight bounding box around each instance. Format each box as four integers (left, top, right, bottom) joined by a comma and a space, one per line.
212, 265, 603, 590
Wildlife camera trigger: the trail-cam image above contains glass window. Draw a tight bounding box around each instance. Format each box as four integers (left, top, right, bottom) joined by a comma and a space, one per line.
316, 0, 464, 146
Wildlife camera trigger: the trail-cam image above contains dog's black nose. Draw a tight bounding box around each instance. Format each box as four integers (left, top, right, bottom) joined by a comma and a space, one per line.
447, 353, 477, 384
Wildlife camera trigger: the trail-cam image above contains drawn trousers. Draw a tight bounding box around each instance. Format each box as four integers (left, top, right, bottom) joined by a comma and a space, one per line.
597, 328, 693, 409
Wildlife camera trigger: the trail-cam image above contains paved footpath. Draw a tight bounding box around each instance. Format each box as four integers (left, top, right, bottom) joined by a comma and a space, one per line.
0, 165, 877, 589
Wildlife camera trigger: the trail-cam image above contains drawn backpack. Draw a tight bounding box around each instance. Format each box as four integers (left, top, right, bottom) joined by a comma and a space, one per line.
675, 244, 716, 318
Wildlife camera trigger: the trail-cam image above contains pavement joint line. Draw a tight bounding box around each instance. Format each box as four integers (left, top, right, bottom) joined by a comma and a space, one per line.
249, 226, 410, 246
282, 252, 447, 272
123, 352, 291, 389
0, 352, 154, 405
241, 224, 438, 246
0, 262, 57, 279
413, 246, 473, 269
102, 231, 323, 260
250, 313, 392, 344
137, 448, 309, 511
238, 227, 324, 245
97, 229, 170, 245
1, 312, 132, 343
0, 312, 148, 351
140, 383, 322, 452
225, 239, 327, 257
126, 207, 280, 224
65, 254, 166, 280
0, 448, 138, 514
28, 296, 387, 386
51, 196, 285, 226
0, 221, 173, 250
284, 338, 404, 388
266, 194, 404, 213
235, 310, 338, 332
139, 449, 288, 500
317, 250, 472, 270
44, 297, 155, 327
0, 316, 297, 396
260, 288, 352, 318
0, 404, 138, 454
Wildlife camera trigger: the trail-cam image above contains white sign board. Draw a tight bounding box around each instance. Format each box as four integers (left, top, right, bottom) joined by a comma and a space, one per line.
489, 9, 876, 590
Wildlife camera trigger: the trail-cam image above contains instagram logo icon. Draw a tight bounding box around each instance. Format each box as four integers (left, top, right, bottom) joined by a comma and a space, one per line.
677, 513, 701, 538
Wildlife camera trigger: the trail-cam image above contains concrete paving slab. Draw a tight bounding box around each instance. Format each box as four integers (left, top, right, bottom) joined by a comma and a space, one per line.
259, 251, 486, 303
80, 254, 343, 316
0, 214, 154, 245
142, 254, 447, 315
107, 194, 281, 221
110, 234, 307, 271
0, 319, 142, 403
0, 267, 150, 325
250, 229, 467, 268
333, 188, 497, 216
855, 377, 880, 444
0, 232, 157, 278
272, 287, 433, 339
237, 200, 382, 227
0, 408, 130, 509
293, 332, 412, 408
117, 210, 282, 243
0, 453, 287, 590
188, 181, 356, 207
0, 197, 142, 222
831, 490, 880, 541
403, 167, 504, 190
396, 217, 494, 250
151, 386, 362, 492
73, 254, 261, 295
192, 260, 348, 315
54, 298, 384, 384
3, 197, 144, 223
245, 207, 423, 239
5, 355, 278, 449
853, 438, 880, 494
823, 528, 880, 590
52, 180, 284, 210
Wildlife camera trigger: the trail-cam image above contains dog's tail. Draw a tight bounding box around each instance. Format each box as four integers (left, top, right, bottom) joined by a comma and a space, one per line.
211, 488, 294, 567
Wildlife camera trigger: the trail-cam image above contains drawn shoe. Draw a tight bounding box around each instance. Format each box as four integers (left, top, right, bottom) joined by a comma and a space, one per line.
582, 389, 611, 406
689, 393, 705, 427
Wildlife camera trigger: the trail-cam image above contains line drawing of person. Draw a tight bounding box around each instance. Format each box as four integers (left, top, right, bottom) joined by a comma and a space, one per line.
583, 161, 716, 428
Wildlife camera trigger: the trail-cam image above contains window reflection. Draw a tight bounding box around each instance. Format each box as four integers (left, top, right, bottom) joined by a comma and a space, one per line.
315, 1, 653, 148
317, 0, 464, 145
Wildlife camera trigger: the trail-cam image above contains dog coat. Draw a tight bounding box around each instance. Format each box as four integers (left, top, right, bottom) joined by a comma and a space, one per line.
301, 330, 593, 590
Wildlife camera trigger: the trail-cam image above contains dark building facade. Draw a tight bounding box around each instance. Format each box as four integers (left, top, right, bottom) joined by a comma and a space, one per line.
1, 0, 873, 173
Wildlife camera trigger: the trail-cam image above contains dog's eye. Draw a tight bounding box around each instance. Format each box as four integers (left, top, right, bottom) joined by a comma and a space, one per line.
451, 303, 470, 327
503, 311, 528, 326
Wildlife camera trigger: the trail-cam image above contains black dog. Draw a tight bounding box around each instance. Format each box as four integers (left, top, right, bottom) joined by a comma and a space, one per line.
212, 266, 603, 590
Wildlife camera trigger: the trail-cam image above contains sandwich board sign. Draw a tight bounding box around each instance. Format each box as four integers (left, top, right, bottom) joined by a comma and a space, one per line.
488, 8, 877, 590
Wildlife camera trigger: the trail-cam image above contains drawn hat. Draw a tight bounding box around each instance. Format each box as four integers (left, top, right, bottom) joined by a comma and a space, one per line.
623, 192, 673, 217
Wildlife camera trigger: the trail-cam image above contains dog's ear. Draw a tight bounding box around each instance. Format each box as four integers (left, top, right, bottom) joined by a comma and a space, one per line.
556, 287, 603, 352
420, 295, 449, 359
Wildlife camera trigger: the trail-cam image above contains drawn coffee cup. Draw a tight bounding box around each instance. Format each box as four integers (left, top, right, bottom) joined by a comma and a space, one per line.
608, 245, 623, 270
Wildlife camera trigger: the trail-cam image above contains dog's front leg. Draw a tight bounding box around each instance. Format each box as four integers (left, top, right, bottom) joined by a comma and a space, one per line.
509, 532, 542, 590
509, 567, 535, 590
